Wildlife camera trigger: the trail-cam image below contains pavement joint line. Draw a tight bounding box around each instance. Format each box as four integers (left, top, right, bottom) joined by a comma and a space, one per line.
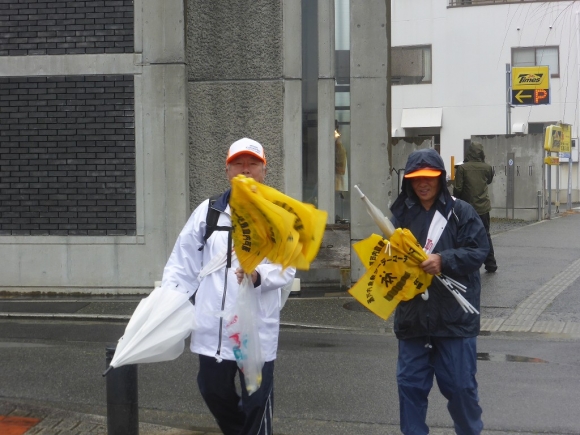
279, 322, 363, 331
3, 312, 580, 336
498, 256, 580, 332
0, 313, 363, 332
0, 312, 130, 321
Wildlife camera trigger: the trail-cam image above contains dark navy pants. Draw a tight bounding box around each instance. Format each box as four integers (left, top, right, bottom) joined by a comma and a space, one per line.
397, 337, 483, 435
197, 355, 274, 435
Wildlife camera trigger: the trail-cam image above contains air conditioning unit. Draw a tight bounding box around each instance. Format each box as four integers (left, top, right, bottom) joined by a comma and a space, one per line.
512, 122, 527, 134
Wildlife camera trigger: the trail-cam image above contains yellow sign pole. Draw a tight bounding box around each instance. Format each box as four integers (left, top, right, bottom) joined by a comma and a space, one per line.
451, 156, 456, 180
559, 123, 573, 209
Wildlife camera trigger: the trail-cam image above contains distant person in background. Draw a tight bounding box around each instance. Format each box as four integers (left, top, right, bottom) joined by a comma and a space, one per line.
335, 119, 349, 222
454, 141, 498, 273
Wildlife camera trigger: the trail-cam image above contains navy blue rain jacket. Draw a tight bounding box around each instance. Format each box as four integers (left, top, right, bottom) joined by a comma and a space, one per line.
390, 149, 489, 340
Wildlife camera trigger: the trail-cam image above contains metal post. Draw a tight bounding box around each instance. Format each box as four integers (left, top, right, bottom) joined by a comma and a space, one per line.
537, 190, 542, 222
547, 154, 552, 219
556, 161, 560, 214
568, 157, 572, 210
506, 153, 515, 219
506, 64, 511, 134
105, 345, 139, 435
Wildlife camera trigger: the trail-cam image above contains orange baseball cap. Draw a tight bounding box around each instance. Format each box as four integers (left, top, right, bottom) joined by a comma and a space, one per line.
404, 168, 442, 178
226, 138, 266, 164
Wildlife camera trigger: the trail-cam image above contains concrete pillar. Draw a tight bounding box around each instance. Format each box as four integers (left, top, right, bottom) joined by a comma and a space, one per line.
350, 0, 390, 280
185, 1, 286, 207
283, 0, 303, 200
140, 0, 189, 259
318, 0, 336, 223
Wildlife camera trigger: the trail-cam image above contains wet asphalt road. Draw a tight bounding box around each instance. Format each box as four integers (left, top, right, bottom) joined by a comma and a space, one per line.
2, 213, 580, 434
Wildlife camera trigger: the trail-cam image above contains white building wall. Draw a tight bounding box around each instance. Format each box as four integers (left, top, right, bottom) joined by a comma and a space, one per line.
391, 0, 580, 191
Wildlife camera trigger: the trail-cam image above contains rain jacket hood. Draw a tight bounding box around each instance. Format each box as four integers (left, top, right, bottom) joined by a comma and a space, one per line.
465, 141, 486, 163
392, 148, 453, 217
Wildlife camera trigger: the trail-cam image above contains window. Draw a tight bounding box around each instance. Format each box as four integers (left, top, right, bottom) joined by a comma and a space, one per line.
391, 45, 432, 85
512, 46, 559, 77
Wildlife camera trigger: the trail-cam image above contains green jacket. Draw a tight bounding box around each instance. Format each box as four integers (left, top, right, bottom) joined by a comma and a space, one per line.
453, 142, 493, 215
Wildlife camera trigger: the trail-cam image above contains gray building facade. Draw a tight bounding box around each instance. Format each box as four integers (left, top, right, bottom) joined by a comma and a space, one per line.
0, 0, 392, 293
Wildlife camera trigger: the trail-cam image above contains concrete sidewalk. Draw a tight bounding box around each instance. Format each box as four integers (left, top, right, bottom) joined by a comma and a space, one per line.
0, 398, 212, 435
0, 398, 568, 435
2, 210, 580, 434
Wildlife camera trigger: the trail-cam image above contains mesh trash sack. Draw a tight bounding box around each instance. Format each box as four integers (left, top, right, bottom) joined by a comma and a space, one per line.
225, 274, 265, 395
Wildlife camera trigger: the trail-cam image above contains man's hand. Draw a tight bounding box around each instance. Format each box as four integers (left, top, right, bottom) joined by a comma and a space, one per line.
420, 253, 442, 276
235, 267, 258, 284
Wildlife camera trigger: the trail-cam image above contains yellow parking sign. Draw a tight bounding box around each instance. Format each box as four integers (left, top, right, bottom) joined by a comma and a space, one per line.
511, 66, 550, 106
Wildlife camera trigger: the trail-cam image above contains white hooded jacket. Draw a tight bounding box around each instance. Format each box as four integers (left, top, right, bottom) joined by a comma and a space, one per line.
162, 192, 296, 362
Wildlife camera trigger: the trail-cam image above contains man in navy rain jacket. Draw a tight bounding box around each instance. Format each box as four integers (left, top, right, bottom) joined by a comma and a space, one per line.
390, 148, 489, 435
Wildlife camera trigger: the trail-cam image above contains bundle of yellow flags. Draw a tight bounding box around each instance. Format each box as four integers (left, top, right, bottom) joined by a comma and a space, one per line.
348, 229, 433, 320
229, 175, 328, 273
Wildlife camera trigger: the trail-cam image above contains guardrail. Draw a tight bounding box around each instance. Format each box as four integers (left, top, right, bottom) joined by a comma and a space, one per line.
449, 0, 562, 6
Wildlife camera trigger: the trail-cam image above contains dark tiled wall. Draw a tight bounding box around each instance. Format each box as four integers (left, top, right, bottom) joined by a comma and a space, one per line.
0, 75, 136, 236
0, 0, 134, 56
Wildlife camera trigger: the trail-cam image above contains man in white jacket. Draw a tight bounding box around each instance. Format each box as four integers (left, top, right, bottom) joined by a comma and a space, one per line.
162, 138, 296, 435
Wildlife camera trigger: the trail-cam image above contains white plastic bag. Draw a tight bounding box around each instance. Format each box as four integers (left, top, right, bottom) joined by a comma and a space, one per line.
225, 274, 265, 395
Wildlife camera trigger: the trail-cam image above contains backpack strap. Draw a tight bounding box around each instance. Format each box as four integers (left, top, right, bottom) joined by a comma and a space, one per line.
198, 194, 233, 268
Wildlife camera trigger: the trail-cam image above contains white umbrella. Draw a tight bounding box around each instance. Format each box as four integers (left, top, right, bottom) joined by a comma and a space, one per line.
103, 248, 236, 376
103, 285, 196, 376
354, 185, 396, 238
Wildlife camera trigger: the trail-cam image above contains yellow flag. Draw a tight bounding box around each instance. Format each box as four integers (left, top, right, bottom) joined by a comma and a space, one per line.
251, 181, 327, 264
389, 228, 429, 266
247, 191, 300, 268
353, 233, 387, 269
348, 229, 432, 320
230, 175, 325, 272
230, 182, 276, 273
